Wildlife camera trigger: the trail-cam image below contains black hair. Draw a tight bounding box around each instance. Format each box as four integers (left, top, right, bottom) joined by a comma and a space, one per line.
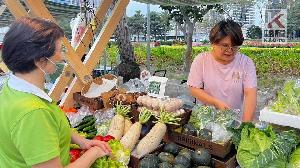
2, 17, 64, 73
209, 19, 244, 46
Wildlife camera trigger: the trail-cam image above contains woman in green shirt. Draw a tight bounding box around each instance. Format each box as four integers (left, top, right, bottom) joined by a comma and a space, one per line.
0, 17, 111, 168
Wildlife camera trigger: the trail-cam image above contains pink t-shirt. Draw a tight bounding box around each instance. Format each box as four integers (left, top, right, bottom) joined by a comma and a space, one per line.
187, 52, 257, 112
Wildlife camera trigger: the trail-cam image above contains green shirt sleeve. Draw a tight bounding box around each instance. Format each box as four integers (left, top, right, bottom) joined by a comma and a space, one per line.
11, 109, 61, 166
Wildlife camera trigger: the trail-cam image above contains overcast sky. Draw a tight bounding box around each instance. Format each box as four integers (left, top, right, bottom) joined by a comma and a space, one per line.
126, 0, 162, 17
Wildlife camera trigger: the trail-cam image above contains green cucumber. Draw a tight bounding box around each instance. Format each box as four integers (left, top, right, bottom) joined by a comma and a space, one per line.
74, 116, 95, 128
83, 124, 96, 132
77, 118, 96, 131
87, 128, 98, 133
86, 131, 97, 139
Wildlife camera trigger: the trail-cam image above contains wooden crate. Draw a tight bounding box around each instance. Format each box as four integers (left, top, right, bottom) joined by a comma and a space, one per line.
165, 130, 233, 158
129, 143, 237, 168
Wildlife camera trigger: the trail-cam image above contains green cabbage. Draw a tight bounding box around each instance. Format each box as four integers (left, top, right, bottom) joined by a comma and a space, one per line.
271, 80, 300, 116
236, 124, 298, 168
289, 146, 300, 168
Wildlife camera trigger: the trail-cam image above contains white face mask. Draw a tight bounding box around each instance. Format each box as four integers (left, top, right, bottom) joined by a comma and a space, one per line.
38, 57, 59, 83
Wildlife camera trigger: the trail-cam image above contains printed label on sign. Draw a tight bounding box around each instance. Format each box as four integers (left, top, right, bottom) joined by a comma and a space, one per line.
147, 76, 168, 98
262, 9, 287, 44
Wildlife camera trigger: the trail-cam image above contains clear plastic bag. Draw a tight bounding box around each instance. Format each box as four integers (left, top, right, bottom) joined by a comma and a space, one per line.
206, 122, 232, 143
94, 108, 115, 124
66, 105, 94, 128
121, 78, 146, 93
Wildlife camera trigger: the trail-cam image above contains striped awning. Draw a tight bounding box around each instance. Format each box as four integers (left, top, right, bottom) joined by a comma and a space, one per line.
134, 0, 232, 6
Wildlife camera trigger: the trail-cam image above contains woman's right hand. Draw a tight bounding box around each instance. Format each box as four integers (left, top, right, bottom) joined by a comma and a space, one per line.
214, 100, 230, 110
91, 146, 111, 158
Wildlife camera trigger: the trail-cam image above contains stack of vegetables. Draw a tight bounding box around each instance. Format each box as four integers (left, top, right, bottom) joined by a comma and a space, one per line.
107, 103, 132, 140
183, 105, 239, 144
140, 143, 211, 168
228, 122, 299, 168
74, 115, 97, 139
271, 80, 300, 116
137, 95, 185, 116
91, 140, 130, 168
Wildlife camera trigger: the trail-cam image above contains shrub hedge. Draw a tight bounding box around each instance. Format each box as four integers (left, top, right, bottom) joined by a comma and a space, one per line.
105, 45, 300, 77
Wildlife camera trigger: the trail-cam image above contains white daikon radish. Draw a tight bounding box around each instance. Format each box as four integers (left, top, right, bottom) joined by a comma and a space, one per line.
124, 118, 133, 135
136, 110, 181, 156
120, 108, 152, 151
107, 103, 131, 140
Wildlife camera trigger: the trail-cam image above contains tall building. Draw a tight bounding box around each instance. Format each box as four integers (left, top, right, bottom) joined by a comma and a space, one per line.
224, 1, 257, 38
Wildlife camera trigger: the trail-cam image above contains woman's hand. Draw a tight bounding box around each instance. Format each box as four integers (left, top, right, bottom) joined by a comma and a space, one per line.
79, 139, 111, 154
214, 100, 230, 110
90, 146, 111, 158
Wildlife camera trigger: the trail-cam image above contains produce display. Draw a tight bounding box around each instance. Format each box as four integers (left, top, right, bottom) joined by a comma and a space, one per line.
108, 103, 131, 140
271, 80, 300, 116
63, 75, 300, 168
137, 95, 184, 114
74, 115, 97, 139
139, 143, 211, 168
121, 108, 152, 151
135, 110, 181, 156
91, 140, 130, 168
184, 105, 239, 144
228, 123, 299, 168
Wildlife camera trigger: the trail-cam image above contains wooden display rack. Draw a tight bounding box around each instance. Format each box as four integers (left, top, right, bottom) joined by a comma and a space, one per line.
3, 0, 129, 108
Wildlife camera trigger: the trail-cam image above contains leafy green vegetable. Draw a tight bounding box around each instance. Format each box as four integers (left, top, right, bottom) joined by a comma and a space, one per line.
227, 122, 255, 149
108, 140, 131, 165
236, 124, 298, 168
189, 105, 215, 130
271, 80, 300, 116
251, 130, 298, 168
91, 140, 130, 168
289, 146, 300, 168
91, 157, 127, 168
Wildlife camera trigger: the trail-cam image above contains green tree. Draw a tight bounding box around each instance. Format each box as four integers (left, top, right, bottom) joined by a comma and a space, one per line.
160, 11, 172, 41
247, 25, 262, 39
287, 0, 300, 39
146, 11, 164, 40
56, 17, 72, 39
128, 10, 145, 42
160, 5, 223, 74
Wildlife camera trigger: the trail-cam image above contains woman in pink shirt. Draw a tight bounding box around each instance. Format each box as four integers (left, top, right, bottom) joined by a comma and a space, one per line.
187, 20, 257, 121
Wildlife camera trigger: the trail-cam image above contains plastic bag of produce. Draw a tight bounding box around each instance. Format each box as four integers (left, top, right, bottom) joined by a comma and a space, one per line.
121, 78, 146, 93
66, 105, 94, 128
271, 79, 300, 116
206, 122, 232, 143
